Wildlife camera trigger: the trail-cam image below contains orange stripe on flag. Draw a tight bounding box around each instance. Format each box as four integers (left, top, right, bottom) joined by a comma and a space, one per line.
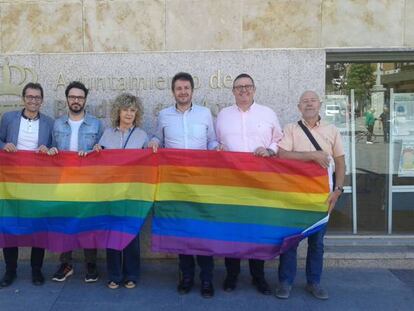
159, 165, 328, 193
0, 165, 158, 184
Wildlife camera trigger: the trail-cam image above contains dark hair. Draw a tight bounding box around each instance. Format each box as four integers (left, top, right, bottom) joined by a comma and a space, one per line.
233, 73, 255, 88
22, 82, 43, 98
65, 81, 89, 98
171, 72, 194, 91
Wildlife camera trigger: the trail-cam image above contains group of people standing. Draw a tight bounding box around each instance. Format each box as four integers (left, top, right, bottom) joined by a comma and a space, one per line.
0, 72, 345, 301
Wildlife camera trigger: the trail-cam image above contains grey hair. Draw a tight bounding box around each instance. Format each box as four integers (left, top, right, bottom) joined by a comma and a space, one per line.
299, 90, 321, 103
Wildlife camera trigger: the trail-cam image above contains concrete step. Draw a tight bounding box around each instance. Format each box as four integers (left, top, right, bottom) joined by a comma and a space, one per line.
320, 236, 414, 268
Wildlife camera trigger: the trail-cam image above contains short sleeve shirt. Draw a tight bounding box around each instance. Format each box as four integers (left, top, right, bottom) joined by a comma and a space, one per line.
279, 119, 344, 158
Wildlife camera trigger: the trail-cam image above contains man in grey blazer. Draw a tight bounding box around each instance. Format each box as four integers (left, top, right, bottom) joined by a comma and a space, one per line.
0, 82, 54, 287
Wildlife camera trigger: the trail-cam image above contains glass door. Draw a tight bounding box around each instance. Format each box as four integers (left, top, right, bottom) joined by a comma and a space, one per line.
325, 62, 414, 234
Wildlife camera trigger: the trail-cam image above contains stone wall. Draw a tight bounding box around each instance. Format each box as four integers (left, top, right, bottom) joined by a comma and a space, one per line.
0, 49, 325, 131
0, 0, 412, 54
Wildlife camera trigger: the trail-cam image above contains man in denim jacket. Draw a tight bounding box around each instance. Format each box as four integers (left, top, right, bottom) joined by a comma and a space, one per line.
49, 81, 103, 283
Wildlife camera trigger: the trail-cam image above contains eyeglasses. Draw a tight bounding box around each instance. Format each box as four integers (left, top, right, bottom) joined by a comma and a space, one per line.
24, 95, 42, 102
300, 98, 320, 104
233, 84, 255, 92
68, 95, 86, 102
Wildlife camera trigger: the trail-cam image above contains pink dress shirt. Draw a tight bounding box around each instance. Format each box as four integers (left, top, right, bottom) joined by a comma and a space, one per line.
215, 102, 283, 152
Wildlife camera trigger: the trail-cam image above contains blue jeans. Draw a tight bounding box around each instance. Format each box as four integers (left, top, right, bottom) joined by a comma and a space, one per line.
278, 224, 327, 285
106, 235, 140, 283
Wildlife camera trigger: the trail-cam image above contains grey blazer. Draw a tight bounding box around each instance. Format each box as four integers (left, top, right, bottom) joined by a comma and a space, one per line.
0, 110, 54, 149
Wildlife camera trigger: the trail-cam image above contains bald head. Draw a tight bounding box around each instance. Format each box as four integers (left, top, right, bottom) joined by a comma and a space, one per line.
297, 90, 322, 123
299, 90, 320, 103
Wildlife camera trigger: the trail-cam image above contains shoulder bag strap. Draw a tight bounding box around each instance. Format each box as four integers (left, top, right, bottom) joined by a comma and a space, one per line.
122, 126, 136, 149
297, 120, 322, 151
298, 121, 337, 190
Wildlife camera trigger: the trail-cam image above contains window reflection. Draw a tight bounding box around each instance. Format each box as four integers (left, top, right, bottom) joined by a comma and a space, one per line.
325, 62, 414, 234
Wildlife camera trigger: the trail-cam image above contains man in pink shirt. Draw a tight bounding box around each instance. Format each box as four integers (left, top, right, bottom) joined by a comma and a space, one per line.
216, 73, 283, 295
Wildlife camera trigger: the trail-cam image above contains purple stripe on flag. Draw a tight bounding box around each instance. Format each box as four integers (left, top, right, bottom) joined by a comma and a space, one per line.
279, 233, 303, 254
151, 234, 285, 260
0, 231, 136, 253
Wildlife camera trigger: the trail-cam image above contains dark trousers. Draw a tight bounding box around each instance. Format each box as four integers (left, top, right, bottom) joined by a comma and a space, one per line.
224, 258, 265, 279
106, 235, 140, 283
3, 247, 45, 272
383, 127, 389, 143
278, 224, 327, 285
179, 254, 214, 282
367, 124, 374, 141
60, 249, 97, 265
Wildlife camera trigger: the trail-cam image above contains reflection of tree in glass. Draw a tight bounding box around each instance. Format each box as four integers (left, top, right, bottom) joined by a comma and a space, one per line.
326, 63, 347, 93
345, 64, 375, 113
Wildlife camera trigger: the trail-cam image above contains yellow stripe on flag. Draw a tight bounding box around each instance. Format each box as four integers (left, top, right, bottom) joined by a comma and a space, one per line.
156, 183, 329, 212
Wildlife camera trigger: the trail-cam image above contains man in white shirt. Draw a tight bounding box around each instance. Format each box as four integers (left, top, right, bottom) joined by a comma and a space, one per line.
50, 81, 103, 283
0, 82, 54, 287
149, 72, 218, 298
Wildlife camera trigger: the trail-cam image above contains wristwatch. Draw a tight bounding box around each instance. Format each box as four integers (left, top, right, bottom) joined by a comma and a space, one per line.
266, 148, 276, 156
334, 186, 344, 193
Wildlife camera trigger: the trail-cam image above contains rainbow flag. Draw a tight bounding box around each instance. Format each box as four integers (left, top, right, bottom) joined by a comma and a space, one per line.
0, 149, 156, 252
152, 150, 330, 260
0, 149, 329, 258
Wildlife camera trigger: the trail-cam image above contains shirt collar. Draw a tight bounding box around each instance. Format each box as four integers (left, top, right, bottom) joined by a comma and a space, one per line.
175, 103, 193, 113
21, 109, 40, 121
301, 116, 321, 128
65, 112, 88, 124
115, 125, 135, 132
236, 101, 256, 112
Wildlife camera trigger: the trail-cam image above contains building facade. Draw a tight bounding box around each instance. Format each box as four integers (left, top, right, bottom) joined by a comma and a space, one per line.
0, 0, 413, 243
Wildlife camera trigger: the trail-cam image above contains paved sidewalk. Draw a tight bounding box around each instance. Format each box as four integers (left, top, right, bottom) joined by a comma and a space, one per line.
0, 260, 413, 311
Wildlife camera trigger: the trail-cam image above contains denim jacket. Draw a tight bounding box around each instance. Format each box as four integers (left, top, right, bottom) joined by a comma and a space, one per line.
53, 113, 103, 151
